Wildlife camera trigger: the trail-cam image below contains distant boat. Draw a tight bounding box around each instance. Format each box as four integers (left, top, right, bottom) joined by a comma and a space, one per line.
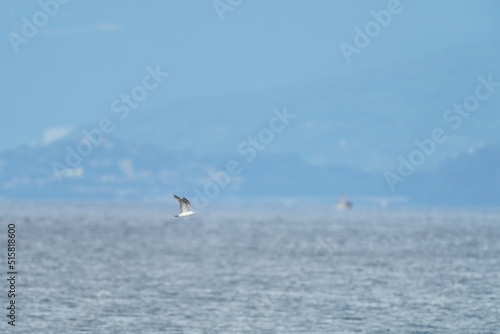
335, 194, 352, 210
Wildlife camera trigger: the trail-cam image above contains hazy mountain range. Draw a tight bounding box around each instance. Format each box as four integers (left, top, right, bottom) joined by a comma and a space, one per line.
0, 134, 498, 206
2, 43, 499, 206
105, 43, 500, 173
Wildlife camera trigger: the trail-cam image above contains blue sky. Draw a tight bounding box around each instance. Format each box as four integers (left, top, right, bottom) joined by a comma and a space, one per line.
1, 0, 500, 172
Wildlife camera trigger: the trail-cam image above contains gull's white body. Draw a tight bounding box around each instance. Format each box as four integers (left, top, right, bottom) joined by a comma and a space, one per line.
176, 211, 197, 217
173, 194, 197, 217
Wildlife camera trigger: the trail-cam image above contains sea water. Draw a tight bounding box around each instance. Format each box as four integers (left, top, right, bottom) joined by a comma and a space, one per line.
0, 201, 499, 333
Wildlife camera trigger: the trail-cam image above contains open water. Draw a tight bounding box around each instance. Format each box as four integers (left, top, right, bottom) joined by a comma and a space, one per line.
0, 201, 499, 333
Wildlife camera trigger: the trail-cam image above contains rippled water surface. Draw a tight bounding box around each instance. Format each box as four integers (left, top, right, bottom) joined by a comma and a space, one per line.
1, 202, 499, 333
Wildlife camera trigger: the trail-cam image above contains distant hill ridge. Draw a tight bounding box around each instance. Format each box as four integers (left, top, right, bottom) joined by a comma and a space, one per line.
0, 137, 498, 206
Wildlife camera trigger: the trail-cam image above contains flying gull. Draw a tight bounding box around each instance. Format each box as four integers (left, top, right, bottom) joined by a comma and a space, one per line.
173, 194, 197, 217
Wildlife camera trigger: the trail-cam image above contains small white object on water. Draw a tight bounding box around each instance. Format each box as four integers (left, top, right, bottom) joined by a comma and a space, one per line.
336, 194, 352, 210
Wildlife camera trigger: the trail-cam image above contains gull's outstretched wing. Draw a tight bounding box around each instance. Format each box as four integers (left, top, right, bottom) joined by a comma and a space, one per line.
182, 197, 191, 211
173, 194, 190, 213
